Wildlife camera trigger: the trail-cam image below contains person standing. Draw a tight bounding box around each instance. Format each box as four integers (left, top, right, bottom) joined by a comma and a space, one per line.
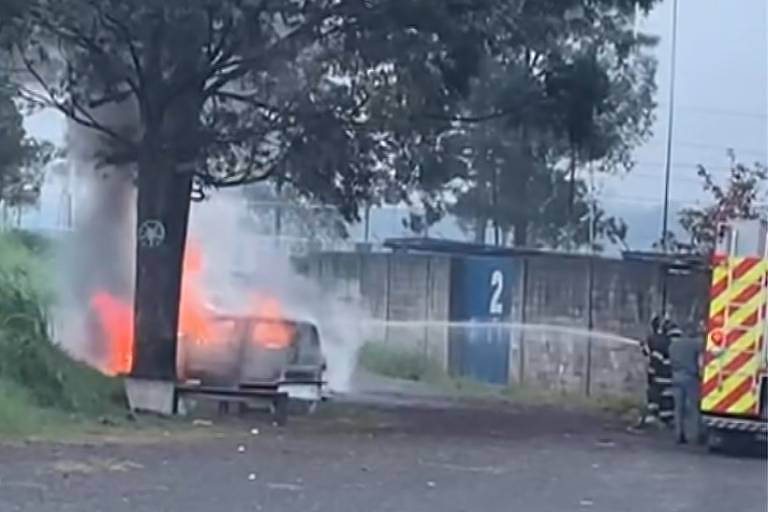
640, 316, 674, 426
669, 322, 705, 444
654, 318, 677, 426
640, 316, 663, 424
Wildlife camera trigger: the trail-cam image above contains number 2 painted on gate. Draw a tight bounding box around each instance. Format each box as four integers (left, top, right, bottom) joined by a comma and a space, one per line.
489, 270, 504, 315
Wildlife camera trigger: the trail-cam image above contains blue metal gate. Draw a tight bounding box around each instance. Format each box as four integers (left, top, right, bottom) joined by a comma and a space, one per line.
449, 256, 521, 385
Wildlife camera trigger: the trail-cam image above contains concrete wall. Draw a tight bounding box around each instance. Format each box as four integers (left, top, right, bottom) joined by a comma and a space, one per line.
305, 252, 452, 368
508, 327, 647, 397
302, 250, 710, 398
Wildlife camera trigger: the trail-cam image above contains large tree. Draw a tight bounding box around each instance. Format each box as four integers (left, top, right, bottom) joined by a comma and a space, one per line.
8, 0, 496, 379
402, 0, 658, 248
0, 82, 53, 224
1, 1, 53, 221
450, 156, 628, 251
8, 0, 660, 380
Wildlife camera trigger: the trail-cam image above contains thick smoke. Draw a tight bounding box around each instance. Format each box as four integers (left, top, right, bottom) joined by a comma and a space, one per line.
188, 189, 370, 392
54, 103, 367, 391
55, 101, 137, 368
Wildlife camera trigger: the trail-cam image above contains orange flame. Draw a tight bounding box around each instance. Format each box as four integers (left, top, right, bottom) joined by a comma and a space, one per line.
250, 295, 294, 349
90, 291, 133, 375
88, 240, 292, 377
178, 243, 216, 343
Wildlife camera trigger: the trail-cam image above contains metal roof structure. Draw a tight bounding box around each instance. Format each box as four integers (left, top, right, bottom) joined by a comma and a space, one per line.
382, 237, 710, 271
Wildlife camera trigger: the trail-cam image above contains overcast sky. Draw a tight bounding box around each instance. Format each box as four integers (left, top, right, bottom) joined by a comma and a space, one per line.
23, 1, 768, 249
601, 0, 768, 247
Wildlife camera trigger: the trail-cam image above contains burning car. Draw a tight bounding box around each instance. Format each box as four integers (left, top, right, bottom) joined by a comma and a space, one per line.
86, 241, 326, 421
178, 314, 327, 402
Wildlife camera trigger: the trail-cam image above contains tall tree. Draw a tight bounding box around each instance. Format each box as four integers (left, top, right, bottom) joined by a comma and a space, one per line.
411, 0, 658, 247
10, 0, 495, 379
451, 158, 628, 251
1, 1, 52, 217
0, 82, 53, 223
10, 0, 660, 380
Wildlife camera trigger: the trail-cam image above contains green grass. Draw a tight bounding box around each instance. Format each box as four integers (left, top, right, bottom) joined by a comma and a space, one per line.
357, 341, 447, 383
0, 231, 124, 437
358, 340, 644, 420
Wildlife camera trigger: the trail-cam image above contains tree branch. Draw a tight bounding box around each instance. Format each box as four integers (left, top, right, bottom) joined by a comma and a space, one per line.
414, 104, 519, 124
212, 90, 283, 116
31, 10, 141, 96
202, 1, 366, 97
100, 10, 145, 93
16, 50, 137, 155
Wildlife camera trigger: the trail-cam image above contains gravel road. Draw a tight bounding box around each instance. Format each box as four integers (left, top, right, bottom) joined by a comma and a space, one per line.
0, 400, 765, 512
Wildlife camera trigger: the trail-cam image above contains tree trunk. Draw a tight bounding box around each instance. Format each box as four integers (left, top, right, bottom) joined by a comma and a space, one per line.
513, 219, 528, 247
568, 145, 579, 215
473, 217, 486, 244
131, 153, 193, 380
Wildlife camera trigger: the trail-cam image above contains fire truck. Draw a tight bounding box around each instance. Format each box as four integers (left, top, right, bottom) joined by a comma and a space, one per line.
702, 219, 768, 450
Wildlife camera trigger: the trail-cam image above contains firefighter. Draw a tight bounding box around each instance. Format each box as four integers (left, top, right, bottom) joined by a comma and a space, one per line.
640, 315, 662, 425
669, 321, 705, 444
639, 316, 674, 426
654, 318, 677, 426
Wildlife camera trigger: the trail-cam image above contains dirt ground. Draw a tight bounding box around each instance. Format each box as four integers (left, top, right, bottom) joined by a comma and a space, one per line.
0, 396, 765, 512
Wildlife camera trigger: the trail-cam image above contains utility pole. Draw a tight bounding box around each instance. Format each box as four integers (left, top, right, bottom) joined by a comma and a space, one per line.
661, 0, 679, 253
363, 203, 371, 243
660, 0, 679, 318
588, 162, 596, 252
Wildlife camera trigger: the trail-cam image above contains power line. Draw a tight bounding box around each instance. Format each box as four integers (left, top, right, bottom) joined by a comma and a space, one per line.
641, 139, 767, 157
656, 102, 768, 121
672, 140, 767, 156
599, 195, 711, 207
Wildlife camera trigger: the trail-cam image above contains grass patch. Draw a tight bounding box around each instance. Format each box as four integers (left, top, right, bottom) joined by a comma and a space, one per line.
0, 379, 45, 436
0, 231, 124, 437
358, 340, 643, 420
358, 342, 446, 383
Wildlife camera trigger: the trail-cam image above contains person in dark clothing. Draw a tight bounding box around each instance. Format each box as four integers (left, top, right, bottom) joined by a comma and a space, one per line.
641, 316, 663, 424
655, 319, 679, 426
669, 322, 705, 444
640, 316, 674, 426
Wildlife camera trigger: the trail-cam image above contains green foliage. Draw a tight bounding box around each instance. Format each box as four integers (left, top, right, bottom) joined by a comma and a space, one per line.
0, 233, 121, 433
6, 0, 662, 377
356, 341, 643, 415
415, 0, 656, 248
0, 379, 43, 435
358, 342, 445, 383
670, 155, 767, 254
449, 129, 629, 250
0, 83, 52, 210
12, 0, 660, 223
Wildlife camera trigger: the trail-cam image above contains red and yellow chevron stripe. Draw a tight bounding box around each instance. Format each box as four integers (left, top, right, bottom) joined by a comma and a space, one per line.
702, 255, 765, 417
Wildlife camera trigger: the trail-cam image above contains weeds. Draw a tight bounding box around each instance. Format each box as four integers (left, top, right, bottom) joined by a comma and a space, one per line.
357, 339, 643, 419
0, 231, 122, 436
357, 341, 445, 383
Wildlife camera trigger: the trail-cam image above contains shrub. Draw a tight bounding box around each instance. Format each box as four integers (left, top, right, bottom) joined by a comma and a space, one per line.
0, 232, 121, 428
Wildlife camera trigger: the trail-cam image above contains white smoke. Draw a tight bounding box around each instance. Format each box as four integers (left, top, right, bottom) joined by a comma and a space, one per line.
188, 188, 370, 392
53, 101, 368, 390
54, 100, 137, 368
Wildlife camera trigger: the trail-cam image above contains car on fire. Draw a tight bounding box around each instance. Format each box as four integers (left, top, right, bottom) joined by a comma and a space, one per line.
177, 315, 327, 403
